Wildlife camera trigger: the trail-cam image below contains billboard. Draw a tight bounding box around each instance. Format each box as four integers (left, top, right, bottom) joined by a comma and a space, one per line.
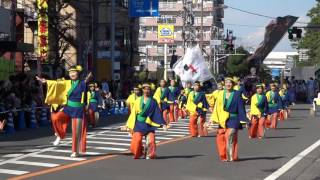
129, 0, 159, 17
158, 24, 174, 44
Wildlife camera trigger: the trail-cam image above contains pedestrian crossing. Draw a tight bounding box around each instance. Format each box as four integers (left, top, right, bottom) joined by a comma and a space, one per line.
0, 119, 192, 179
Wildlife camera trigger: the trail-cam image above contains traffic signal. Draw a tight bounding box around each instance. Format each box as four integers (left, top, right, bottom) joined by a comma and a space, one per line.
288, 27, 302, 40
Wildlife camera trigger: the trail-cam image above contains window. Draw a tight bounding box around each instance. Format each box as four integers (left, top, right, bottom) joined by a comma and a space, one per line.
168, 44, 177, 54
157, 45, 164, 54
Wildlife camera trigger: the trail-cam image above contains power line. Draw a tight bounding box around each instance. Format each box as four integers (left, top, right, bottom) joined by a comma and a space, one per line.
225, 4, 276, 20
224, 23, 265, 28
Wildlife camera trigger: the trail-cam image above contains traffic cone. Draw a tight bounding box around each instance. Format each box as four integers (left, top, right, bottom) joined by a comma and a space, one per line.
5, 112, 15, 134
29, 106, 38, 129
39, 108, 50, 126
17, 110, 26, 130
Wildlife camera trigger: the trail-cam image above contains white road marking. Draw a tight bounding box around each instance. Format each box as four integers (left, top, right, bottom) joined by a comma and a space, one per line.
9, 160, 59, 167
2, 154, 24, 158
29, 154, 86, 161
166, 128, 190, 132
264, 139, 320, 180
156, 130, 189, 135
166, 134, 185, 137
21, 149, 42, 153
0, 168, 29, 175
87, 141, 131, 146
45, 149, 102, 155
87, 146, 127, 151
154, 136, 173, 140
88, 136, 132, 142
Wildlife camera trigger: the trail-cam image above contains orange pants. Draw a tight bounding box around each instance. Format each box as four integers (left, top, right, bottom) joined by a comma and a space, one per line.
169, 104, 178, 122
279, 110, 284, 121
249, 116, 265, 138
51, 111, 87, 153
216, 128, 238, 161
88, 109, 96, 127
189, 114, 207, 137
178, 108, 187, 119
265, 113, 278, 129
130, 132, 156, 159
162, 109, 169, 124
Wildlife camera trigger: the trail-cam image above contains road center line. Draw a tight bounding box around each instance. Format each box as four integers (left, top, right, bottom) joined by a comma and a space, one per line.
264, 139, 320, 180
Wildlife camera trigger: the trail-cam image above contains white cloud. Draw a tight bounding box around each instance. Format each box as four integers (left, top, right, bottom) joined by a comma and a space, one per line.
237, 28, 265, 49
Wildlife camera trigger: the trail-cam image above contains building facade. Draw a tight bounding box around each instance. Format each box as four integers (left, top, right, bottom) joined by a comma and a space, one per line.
138, 0, 224, 73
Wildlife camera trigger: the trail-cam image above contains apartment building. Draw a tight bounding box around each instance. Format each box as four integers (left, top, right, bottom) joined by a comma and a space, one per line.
138, 0, 224, 71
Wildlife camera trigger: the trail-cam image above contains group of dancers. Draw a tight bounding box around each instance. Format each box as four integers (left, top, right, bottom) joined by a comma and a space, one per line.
36, 65, 292, 161
124, 77, 292, 161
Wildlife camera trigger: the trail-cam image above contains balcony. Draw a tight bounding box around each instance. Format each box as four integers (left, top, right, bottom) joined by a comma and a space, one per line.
159, 2, 183, 11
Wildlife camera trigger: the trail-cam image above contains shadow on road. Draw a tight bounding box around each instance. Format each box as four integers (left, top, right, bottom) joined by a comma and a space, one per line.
266, 136, 295, 139
276, 127, 301, 130
238, 156, 285, 162
157, 154, 204, 159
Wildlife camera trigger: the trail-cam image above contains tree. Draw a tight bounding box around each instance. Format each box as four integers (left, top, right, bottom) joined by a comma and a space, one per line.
47, 0, 77, 77
297, 0, 320, 65
225, 46, 250, 77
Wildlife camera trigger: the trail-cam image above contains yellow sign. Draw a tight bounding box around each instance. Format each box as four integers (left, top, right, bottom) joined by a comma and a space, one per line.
158, 24, 174, 44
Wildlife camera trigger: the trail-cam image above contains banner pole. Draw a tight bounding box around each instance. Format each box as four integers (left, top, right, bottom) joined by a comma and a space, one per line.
164, 43, 168, 81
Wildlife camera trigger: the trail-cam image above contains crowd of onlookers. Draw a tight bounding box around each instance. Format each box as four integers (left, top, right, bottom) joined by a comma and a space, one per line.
0, 73, 43, 131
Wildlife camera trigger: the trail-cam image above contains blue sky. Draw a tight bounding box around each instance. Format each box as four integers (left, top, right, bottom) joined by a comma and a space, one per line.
224, 0, 316, 52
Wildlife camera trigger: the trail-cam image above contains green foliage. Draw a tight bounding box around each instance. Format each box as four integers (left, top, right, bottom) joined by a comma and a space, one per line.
225, 46, 250, 77
297, 0, 320, 65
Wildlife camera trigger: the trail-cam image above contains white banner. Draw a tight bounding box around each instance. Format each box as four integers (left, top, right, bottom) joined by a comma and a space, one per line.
173, 45, 213, 83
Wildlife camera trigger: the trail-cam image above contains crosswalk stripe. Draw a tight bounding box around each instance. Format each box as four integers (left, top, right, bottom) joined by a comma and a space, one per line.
166, 134, 185, 137
96, 134, 132, 138
87, 146, 128, 151
45, 149, 102, 155
9, 160, 59, 167
0, 168, 29, 175
2, 154, 24, 158
87, 141, 131, 146
89, 136, 132, 142
166, 128, 190, 132
156, 130, 189, 135
154, 136, 173, 140
21, 149, 42, 153
29, 154, 86, 161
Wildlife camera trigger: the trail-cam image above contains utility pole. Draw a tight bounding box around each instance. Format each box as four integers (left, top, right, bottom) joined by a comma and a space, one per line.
111, 0, 115, 80
200, 0, 204, 50
91, 0, 98, 77
11, 0, 16, 69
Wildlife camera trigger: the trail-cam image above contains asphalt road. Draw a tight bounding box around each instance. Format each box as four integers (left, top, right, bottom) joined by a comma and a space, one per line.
1, 104, 320, 180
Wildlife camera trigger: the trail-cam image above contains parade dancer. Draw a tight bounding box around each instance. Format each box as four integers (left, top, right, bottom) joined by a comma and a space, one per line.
279, 84, 291, 120
249, 84, 268, 139
265, 83, 283, 129
186, 81, 209, 137
168, 79, 180, 122
233, 76, 249, 102
87, 83, 99, 127
126, 86, 141, 115
210, 78, 248, 162
126, 83, 167, 159
153, 80, 170, 126
37, 65, 92, 157
177, 90, 187, 119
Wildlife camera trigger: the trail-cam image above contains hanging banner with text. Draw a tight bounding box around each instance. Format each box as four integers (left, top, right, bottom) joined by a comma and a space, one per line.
158, 24, 174, 44
37, 0, 49, 62
129, 0, 159, 17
